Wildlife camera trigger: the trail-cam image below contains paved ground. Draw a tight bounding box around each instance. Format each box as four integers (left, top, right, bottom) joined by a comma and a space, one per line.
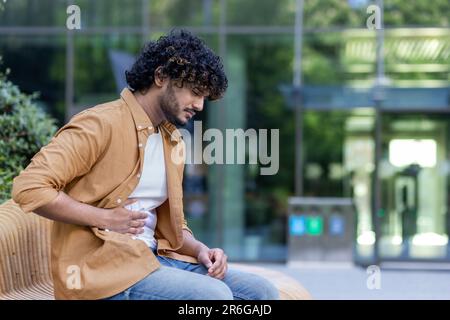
256, 262, 450, 300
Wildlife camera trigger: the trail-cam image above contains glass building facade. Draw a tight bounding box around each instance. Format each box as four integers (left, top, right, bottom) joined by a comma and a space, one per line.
1, 0, 449, 264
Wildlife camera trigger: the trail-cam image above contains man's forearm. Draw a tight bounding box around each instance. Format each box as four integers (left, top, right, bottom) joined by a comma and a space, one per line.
175, 229, 209, 258
34, 191, 106, 228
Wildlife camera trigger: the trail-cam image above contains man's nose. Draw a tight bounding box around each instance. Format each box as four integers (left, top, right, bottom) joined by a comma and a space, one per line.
192, 97, 204, 112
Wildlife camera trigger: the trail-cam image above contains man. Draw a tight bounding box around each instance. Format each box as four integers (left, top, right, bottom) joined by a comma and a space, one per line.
12, 29, 279, 300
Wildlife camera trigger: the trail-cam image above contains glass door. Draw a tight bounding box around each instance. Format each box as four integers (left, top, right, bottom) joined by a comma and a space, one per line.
378, 113, 450, 261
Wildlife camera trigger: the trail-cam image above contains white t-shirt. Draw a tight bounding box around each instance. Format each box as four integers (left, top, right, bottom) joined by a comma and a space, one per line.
124, 131, 167, 249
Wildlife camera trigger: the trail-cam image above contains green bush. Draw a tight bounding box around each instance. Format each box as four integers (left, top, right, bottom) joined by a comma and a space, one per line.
0, 65, 57, 204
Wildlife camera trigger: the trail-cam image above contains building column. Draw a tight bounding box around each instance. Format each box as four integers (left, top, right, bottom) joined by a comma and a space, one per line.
207, 42, 246, 259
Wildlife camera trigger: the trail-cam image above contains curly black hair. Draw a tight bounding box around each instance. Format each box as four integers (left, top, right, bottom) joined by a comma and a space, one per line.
126, 29, 228, 101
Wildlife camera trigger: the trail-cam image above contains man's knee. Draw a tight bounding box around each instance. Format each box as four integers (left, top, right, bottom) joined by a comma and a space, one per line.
255, 277, 279, 300
194, 278, 233, 300
226, 271, 280, 300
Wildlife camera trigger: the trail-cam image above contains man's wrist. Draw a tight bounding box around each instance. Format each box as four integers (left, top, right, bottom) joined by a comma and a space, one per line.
194, 242, 209, 257
90, 207, 108, 229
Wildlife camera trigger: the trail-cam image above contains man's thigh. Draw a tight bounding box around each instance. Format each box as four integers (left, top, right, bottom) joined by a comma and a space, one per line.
104, 265, 233, 300
221, 268, 279, 300
155, 256, 279, 300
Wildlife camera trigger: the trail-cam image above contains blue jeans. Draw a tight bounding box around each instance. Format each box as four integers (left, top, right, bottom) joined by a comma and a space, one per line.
104, 255, 279, 300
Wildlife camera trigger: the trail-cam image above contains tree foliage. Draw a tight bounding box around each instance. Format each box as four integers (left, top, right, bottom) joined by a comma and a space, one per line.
0, 66, 57, 203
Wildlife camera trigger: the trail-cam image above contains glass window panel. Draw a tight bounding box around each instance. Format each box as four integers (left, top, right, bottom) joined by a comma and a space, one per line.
223, 34, 293, 261
384, 0, 450, 27
150, 0, 220, 27
303, 0, 368, 30
72, 0, 143, 27
0, 0, 67, 27
226, 0, 295, 26
0, 35, 66, 124
73, 34, 142, 115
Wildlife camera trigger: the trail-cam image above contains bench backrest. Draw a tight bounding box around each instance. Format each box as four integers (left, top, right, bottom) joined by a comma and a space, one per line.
0, 200, 54, 299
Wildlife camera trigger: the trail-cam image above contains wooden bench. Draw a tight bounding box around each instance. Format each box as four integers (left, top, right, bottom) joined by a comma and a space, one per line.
0, 200, 311, 300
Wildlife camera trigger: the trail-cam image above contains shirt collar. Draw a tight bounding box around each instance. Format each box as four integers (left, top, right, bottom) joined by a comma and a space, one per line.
160, 120, 183, 143
120, 88, 182, 143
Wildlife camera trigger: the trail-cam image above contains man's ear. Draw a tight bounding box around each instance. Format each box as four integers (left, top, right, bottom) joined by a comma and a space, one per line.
154, 67, 166, 88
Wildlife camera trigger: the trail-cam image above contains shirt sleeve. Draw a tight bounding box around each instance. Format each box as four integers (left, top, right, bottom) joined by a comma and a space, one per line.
182, 217, 194, 236
176, 137, 193, 236
12, 110, 111, 213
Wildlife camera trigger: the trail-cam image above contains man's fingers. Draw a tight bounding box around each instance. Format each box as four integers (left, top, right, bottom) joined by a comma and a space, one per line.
129, 220, 145, 228
127, 227, 144, 235
210, 263, 225, 276
212, 256, 227, 273
211, 251, 226, 268
216, 265, 228, 279
208, 250, 227, 275
122, 198, 138, 207
198, 252, 213, 269
210, 263, 227, 279
131, 211, 148, 220
210, 260, 222, 272
200, 249, 228, 277
204, 260, 213, 269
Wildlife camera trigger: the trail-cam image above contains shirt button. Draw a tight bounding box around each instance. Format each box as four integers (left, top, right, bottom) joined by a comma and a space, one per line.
116, 198, 122, 204
138, 143, 143, 148
137, 173, 141, 178
137, 125, 142, 130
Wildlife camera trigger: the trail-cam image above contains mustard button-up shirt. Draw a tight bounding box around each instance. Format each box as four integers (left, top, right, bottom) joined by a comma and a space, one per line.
12, 88, 196, 300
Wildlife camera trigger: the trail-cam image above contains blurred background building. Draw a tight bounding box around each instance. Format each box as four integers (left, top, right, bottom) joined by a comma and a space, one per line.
0, 0, 449, 265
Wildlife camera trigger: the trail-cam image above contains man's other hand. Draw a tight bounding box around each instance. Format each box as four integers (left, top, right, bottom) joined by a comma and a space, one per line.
197, 248, 228, 280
